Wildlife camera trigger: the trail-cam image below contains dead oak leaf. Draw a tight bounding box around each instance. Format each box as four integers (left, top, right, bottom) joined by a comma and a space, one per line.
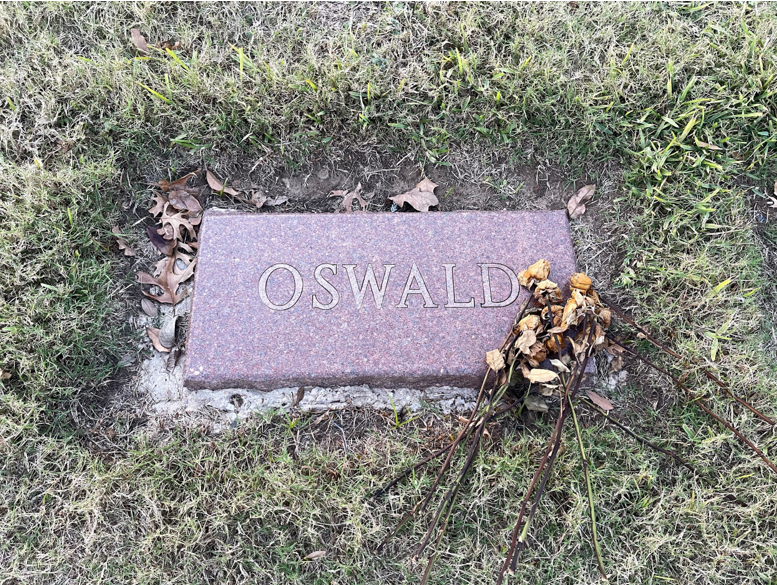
330, 183, 368, 212
158, 210, 196, 240
586, 389, 614, 411
138, 256, 197, 304
130, 28, 149, 55
389, 178, 439, 212
167, 189, 202, 213
206, 170, 239, 196
146, 225, 176, 256
157, 170, 199, 192
149, 193, 168, 217
146, 327, 171, 353
567, 184, 596, 220
111, 226, 136, 256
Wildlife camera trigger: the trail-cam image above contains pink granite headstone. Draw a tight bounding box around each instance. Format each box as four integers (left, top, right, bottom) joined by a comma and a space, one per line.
183, 210, 578, 390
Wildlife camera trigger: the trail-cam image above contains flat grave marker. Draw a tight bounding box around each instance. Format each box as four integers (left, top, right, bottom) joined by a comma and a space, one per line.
183, 210, 578, 390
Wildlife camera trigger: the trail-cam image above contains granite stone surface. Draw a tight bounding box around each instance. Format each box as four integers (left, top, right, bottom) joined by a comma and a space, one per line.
183, 210, 578, 391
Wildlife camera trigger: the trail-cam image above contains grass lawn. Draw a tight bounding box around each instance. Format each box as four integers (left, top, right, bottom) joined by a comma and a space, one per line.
2, 2, 777, 583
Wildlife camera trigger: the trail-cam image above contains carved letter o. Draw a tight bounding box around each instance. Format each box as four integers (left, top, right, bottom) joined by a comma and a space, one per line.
258, 263, 304, 311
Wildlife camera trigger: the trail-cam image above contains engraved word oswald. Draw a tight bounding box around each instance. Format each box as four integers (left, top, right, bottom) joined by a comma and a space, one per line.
257, 262, 521, 311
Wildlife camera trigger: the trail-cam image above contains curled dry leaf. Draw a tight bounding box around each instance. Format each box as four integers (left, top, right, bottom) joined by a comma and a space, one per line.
525, 368, 559, 384
111, 226, 136, 256
486, 349, 505, 372
330, 183, 368, 213
157, 170, 199, 192
167, 190, 202, 214
586, 389, 614, 411
146, 327, 171, 353
570, 272, 592, 291
567, 184, 596, 220
149, 193, 168, 217
206, 170, 239, 196
159, 315, 177, 349
138, 256, 197, 304
130, 28, 149, 55
158, 209, 197, 240
550, 358, 570, 373
514, 329, 537, 354
146, 225, 176, 256
519, 259, 550, 287
388, 178, 439, 212
304, 550, 327, 561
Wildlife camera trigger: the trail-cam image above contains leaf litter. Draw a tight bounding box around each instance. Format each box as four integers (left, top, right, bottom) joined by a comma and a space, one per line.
374, 259, 777, 584
566, 184, 596, 220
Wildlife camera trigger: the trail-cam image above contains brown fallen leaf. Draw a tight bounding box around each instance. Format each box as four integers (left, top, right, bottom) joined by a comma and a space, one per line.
167, 189, 202, 213
0, 369, 10, 380
146, 225, 176, 256
485, 349, 505, 371
304, 550, 327, 561
330, 183, 368, 213
389, 177, 439, 212
206, 170, 239, 196
138, 256, 197, 304
159, 315, 177, 348
157, 40, 181, 50
157, 170, 199, 192
146, 327, 171, 353
514, 330, 537, 354
148, 193, 168, 217
111, 226, 136, 256
265, 196, 288, 206
567, 184, 596, 220
130, 28, 149, 55
158, 209, 196, 240
141, 298, 158, 317
586, 389, 613, 411
525, 368, 559, 384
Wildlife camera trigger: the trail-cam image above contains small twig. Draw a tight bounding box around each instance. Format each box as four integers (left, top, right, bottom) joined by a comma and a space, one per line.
569, 395, 606, 579
601, 295, 775, 426
607, 334, 777, 476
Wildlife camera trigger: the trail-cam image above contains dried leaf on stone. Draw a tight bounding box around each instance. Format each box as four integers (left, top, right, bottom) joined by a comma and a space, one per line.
567, 184, 596, 220
206, 170, 239, 196
157, 170, 199, 193
146, 225, 176, 256
111, 226, 136, 256
519, 259, 551, 287
514, 330, 537, 354
130, 28, 149, 55
304, 551, 327, 560
388, 178, 439, 212
486, 349, 505, 372
586, 389, 613, 411
146, 327, 171, 353
330, 183, 367, 213
141, 298, 158, 317
525, 368, 559, 384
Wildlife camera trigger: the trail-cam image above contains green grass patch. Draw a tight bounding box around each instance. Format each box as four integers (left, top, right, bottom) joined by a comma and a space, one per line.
1, 2, 776, 583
